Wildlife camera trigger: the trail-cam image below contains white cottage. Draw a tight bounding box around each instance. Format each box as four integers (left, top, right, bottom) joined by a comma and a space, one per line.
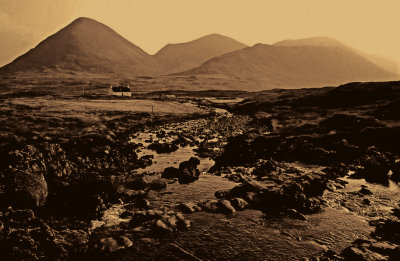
109, 84, 132, 97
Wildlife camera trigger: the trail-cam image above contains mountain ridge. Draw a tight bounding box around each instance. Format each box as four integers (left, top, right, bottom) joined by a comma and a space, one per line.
179, 43, 398, 89
274, 36, 399, 74
1, 18, 398, 91
154, 33, 247, 74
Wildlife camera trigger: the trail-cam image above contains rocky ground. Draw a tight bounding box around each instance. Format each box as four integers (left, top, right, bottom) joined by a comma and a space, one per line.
1, 81, 400, 260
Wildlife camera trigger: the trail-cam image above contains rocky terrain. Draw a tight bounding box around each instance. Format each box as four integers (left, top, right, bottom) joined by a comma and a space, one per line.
0, 80, 400, 260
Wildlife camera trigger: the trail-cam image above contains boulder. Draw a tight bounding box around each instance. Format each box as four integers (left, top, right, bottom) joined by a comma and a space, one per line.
359, 185, 373, 195
199, 200, 220, 213
356, 147, 392, 185
390, 162, 400, 182
178, 202, 198, 214
99, 236, 132, 253
138, 155, 153, 169
149, 178, 167, 190
230, 198, 248, 210
217, 200, 236, 214
173, 157, 201, 184
4, 170, 48, 209
162, 167, 179, 179
154, 219, 173, 233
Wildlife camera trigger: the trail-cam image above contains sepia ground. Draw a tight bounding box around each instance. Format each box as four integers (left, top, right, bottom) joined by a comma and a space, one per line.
0, 79, 400, 260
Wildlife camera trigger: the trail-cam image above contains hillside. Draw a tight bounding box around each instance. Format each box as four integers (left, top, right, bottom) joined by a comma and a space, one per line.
154, 34, 247, 74
180, 43, 398, 89
0, 17, 161, 76
274, 37, 399, 74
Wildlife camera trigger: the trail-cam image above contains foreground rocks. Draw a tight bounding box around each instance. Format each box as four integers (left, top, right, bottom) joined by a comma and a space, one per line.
0, 208, 89, 261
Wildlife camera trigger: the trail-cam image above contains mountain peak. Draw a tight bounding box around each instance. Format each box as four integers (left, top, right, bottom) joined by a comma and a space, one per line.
71, 16, 97, 23
0, 17, 160, 75
155, 33, 247, 74
273, 36, 344, 47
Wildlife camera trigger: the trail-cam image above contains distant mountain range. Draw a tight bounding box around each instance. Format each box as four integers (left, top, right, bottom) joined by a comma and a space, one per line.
0, 17, 398, 89
274, 37, 399, 75
181, 42, 397, 88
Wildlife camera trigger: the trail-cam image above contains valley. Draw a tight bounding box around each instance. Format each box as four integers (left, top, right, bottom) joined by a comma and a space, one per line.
1, 80, 400, 260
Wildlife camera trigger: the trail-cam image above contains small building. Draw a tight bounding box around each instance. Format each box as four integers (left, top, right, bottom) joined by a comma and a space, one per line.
109, 84, 132, 97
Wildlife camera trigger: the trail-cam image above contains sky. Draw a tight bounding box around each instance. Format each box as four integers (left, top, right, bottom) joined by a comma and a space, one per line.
1, 0, 400, 68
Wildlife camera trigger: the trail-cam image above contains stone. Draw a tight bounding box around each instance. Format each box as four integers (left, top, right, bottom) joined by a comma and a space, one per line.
178, 202, 197, 214
150, 178, 167, 190
218, 200, 236, 214
357, 147, 392, 185
369, 241, 397, 256
162, 167, 179, 179
360, 185, 373, 195
199, 200, 220, 213
155, 219, 172, 232
363, 198, 371, 205
286, 209, 307, 221
100, 237, 119, 253
5, 170, 48, 209
230, 198, 249, 210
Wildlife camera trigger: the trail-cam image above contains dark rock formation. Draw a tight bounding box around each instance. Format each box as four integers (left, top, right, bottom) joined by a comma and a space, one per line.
2, 170, 48, 209
162, 157, 201, 184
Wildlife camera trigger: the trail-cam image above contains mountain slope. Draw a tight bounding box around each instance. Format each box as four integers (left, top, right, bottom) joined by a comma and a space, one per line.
154, 34, 247, 74
0, 17, 161, 76
180, 43, 398, 89
274, 37, 399, 74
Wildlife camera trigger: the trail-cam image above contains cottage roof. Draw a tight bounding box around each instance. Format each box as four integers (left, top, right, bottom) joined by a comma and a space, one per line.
111, 86, 130, 92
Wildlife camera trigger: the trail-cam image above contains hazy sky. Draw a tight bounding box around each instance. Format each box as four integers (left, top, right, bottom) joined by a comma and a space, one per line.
1, 0, 399, 67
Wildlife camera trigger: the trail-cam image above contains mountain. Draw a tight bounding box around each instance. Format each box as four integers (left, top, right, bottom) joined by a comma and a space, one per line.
0, 17, 161, 76
154, 34, 247, 74
274, 37, 399, 74
180, 41, 398, 89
